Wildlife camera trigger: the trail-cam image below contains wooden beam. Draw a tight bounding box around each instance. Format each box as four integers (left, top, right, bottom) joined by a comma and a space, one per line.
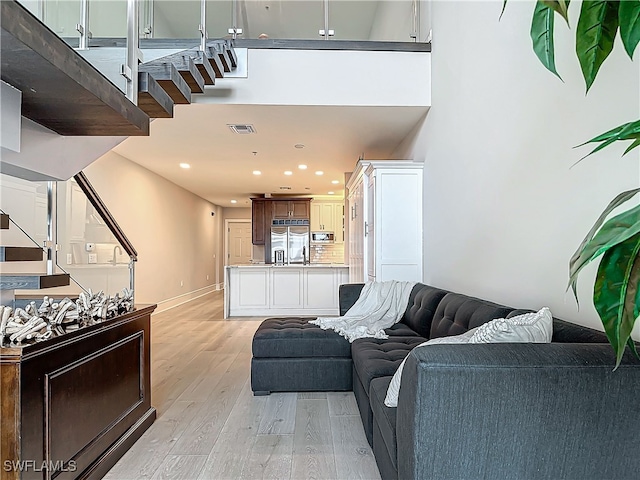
0, 1, 149, 136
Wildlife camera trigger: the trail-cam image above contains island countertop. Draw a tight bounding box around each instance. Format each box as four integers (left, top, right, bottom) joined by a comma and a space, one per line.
227, 263, 348, 268
224, 264, 349, 318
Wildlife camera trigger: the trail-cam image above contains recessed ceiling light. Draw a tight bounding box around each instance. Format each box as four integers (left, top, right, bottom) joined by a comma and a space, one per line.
331, 180, 340, 184
179, 163, 191, 169
253, 170, 261, 175
294, 144, 305, 149
328, 191, 335, 195
298, 164, 307, 170
231, 199, 237, 204
284, 171, 293, 176
315, 171, 324, 176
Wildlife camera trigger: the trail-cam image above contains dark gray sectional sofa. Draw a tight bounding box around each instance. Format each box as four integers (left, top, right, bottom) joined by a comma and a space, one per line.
251, 282, 640, 480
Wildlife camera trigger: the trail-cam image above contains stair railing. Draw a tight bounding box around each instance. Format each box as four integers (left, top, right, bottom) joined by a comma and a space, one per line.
0, 171, 137, 305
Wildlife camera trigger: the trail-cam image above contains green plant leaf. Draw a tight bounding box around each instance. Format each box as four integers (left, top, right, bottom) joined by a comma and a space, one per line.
531, 1, 562, 78
576, 0, 620, 91
569, 189, 640, 302
542, 0, 572, 24
594, 232, 640, 367
500, 0, 509, 20
624, 137, 640, 155
577, 119, 640, 159
570, 204, 640, 287
619, 0, 640, 58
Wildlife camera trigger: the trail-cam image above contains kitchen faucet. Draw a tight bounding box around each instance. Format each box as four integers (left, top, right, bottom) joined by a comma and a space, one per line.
111, 245, 123, 265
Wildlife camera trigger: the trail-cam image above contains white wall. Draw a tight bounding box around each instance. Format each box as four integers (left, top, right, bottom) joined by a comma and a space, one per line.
84, 151, 223, 310
393, 0, 640, 336
195, 48, 431, 107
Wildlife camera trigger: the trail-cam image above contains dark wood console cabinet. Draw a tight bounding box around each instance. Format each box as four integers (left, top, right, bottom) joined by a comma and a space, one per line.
0, 305, 156, 480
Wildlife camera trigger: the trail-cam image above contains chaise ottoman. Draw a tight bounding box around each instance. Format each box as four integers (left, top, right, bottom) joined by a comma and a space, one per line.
251, 317, 352, 395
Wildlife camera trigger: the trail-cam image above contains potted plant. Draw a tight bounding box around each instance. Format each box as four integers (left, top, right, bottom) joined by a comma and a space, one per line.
502, 0, 639, 366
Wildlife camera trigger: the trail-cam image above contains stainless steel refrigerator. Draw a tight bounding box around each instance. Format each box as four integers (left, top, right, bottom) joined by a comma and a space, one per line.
271, 226, 310, 264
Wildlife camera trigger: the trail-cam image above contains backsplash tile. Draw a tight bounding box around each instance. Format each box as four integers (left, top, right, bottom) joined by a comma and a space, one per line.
310, 243, 344, 264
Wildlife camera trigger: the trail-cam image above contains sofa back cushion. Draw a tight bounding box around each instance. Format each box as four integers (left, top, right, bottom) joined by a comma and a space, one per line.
429, 293, 514, 339
401, 284, 450, 338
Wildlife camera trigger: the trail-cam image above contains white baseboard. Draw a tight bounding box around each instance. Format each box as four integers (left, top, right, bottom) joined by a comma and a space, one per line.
154, 285, 220, 314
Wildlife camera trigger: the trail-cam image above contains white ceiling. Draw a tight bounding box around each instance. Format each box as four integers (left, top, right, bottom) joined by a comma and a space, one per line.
113, 104, 427, 207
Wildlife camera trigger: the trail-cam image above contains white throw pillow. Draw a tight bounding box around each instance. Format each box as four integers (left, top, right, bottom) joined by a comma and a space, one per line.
469, 307, 553, 344
383, 307, 553, 408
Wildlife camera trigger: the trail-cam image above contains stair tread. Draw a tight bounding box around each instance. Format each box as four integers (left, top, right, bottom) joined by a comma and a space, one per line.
138, 71, 174, 118
0, 214, 8, 230
1, 273, 70, 290
205, 46, 225, 79
161, 53, 205, 93
189, 50, 216, 85
0, 246, 44, 262
139, 62, 191, 104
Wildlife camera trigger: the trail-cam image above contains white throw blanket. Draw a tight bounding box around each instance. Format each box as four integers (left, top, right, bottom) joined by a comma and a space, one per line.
310, 280, 415, 342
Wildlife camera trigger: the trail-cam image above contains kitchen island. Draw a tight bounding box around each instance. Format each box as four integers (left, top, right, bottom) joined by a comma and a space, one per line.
224, 264, 349, 318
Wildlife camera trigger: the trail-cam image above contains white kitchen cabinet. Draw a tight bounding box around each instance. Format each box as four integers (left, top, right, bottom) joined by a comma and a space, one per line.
334, 203, 345, 243
225, 264, 349, 317
310, 201, 339, 233
346, 160, 424, 284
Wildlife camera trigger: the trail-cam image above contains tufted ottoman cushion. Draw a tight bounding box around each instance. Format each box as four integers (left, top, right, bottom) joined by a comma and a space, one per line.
251, 317, 352, 395
252, 317, 351, 358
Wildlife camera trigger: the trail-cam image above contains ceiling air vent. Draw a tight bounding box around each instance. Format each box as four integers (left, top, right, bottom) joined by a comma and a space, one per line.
279, 186, 292, 190
228, 124, 256, 134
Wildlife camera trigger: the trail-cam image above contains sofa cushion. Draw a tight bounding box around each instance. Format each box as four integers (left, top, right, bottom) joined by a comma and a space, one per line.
429, 293, 515, 339
400, 284, 450, 338
252, 317, 351, 358
351, 336, 427, 395
385, 323, 424, 338
370, 376, 398, 470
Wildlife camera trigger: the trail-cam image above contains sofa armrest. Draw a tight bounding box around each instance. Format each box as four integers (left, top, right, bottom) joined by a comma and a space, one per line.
338, 283, 365, 316
396, 343, 640, 480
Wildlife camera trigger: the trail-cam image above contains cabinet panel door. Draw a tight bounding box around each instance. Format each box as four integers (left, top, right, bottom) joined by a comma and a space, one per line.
310, 203, 322, 231
271, 269, 303, 307
303, 269, 337, 308
290, 200, 309, 219
334, 203, 344, 243
252, 200, 266, 245
272, 201, 290, 219
320, 203, 334, 231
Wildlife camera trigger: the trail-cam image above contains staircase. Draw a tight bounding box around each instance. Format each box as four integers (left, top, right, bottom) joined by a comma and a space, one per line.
136, 41, 236, 118
0, 214, 70, 308
1, 0, 237, 135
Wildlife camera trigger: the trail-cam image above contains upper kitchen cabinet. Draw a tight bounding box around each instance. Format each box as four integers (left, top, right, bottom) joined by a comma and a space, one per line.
272, 199, 310, 219
310, 201, 344, 243
310, 202, 336, 231
251, 198, 269, 245
346, 160, 424, 283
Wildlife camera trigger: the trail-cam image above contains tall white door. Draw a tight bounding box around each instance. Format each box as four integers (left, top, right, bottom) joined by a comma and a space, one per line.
227, 222, 252, 265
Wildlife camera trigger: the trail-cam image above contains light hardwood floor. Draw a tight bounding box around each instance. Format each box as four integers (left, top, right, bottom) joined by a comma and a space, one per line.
104, 291, 381, 480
